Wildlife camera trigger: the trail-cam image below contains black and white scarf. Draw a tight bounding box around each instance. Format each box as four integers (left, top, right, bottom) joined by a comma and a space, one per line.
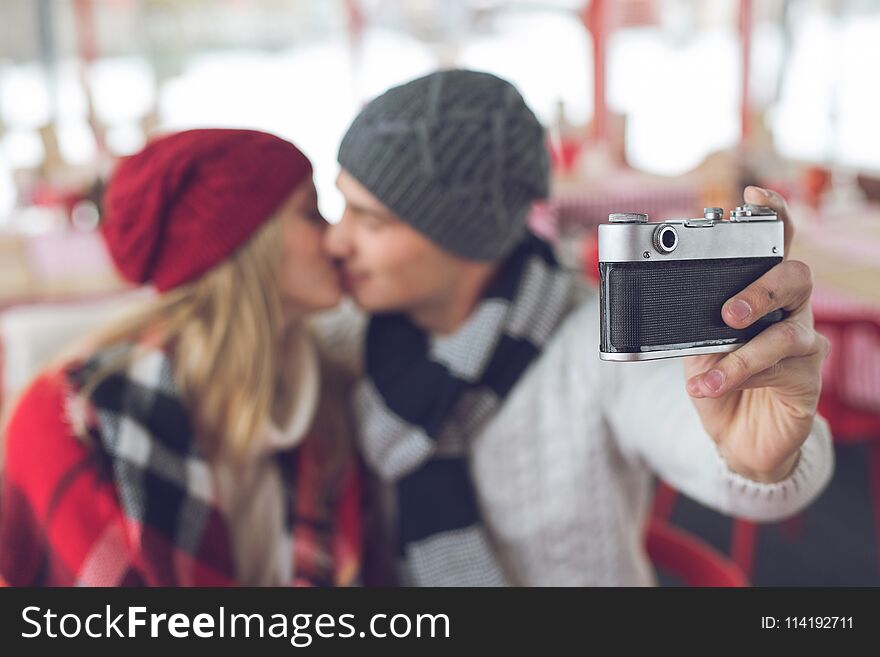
355, 232, 574, 586
65, 344, 335, 586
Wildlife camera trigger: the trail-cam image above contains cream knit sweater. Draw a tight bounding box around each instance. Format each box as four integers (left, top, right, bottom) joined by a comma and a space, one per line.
312, 289, 835, 586
211, 329, 321, 586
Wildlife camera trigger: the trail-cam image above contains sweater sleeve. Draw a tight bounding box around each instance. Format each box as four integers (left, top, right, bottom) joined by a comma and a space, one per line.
600, 351, 834, 522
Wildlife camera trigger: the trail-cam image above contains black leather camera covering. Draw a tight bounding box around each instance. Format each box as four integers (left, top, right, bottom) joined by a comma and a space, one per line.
600, 256, 785, 353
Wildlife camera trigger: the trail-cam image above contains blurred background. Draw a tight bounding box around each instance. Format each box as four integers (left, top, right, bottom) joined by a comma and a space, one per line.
0, 0, 879, 586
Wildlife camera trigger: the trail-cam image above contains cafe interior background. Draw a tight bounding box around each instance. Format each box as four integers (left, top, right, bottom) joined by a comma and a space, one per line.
0, 0, 878, 586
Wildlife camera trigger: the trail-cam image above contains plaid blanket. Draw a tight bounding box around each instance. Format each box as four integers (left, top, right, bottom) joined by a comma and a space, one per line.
0, 346, 360, 587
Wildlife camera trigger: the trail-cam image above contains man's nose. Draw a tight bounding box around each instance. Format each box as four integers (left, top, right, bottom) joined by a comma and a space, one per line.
324, 215, 352, 258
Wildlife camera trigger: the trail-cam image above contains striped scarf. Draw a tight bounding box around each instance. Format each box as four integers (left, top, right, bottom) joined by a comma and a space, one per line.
64, 345, 343, 586
355, 233, 573, 586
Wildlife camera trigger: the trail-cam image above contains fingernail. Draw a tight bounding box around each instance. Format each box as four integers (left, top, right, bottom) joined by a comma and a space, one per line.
728, 299, 752, 322
703, 369, 725, 393
687, 377, 701, 395
749, 185, 769, 198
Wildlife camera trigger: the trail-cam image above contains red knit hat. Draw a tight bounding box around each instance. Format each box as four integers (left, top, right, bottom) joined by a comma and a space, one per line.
101, 128, 313, 292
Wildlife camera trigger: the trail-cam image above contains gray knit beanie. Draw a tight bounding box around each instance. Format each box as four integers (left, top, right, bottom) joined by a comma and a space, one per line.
337, 69, 550, 261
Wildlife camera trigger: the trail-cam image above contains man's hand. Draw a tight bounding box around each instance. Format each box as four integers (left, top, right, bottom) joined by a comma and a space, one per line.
683, 186, 830, 483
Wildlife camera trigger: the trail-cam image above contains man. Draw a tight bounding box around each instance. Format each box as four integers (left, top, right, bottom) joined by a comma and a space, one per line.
318, 69, 833, 586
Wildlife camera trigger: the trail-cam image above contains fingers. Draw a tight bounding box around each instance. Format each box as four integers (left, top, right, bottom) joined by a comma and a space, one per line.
722, 260, 813, 329
744, 185, 795, 253
731, 342, 828, 392
686, 320, 824, 398
684, 186, 818, 401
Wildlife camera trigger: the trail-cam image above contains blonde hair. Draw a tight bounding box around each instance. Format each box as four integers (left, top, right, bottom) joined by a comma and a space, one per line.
60, 213, 351, 471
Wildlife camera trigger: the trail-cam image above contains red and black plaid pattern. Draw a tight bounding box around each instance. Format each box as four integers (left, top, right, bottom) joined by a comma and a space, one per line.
0, 345, 360, 587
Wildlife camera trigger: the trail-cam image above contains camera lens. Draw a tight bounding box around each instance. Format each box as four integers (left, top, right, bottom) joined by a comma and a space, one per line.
653, 225, 678, 254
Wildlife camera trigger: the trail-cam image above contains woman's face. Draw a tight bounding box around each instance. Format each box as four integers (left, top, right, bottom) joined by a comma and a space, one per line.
277, 178, 342, 317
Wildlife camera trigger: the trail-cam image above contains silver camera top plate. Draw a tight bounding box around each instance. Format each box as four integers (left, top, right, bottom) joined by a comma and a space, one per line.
598, 205, 782, 263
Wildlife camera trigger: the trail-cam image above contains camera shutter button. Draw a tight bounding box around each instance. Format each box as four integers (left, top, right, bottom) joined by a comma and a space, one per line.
609, 213, 648, 223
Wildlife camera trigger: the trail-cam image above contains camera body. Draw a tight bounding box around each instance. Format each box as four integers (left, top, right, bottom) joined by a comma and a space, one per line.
598, 205, 785, 362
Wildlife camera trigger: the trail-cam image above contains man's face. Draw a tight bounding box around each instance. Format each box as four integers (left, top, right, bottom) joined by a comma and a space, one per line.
325, 169, 466, 314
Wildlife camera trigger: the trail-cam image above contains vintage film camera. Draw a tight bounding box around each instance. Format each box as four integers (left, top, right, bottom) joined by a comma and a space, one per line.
598, 204, 785, 361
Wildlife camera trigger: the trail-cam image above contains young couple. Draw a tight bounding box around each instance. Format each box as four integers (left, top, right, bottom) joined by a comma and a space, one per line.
0, 69, 833, 587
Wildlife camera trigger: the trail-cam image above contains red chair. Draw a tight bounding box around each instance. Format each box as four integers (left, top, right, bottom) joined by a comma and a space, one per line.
813, 316, 880, 547
728, 316, 880, 574
581, 231, 600, 285
653, 314, 880, 577
815, 316, 880, 445
645, 518, 748, 587
652, 479, 790, 578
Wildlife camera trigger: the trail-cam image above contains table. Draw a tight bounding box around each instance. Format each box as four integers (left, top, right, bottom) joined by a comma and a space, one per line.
529, 174, 700, 242
0, 229, 129, 424
0, 229, 125, 309
790, 210, 880, 310
789, 206, 880, 413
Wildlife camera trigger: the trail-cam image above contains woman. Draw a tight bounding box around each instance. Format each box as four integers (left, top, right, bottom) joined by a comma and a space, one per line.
0, 129, 360, 586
